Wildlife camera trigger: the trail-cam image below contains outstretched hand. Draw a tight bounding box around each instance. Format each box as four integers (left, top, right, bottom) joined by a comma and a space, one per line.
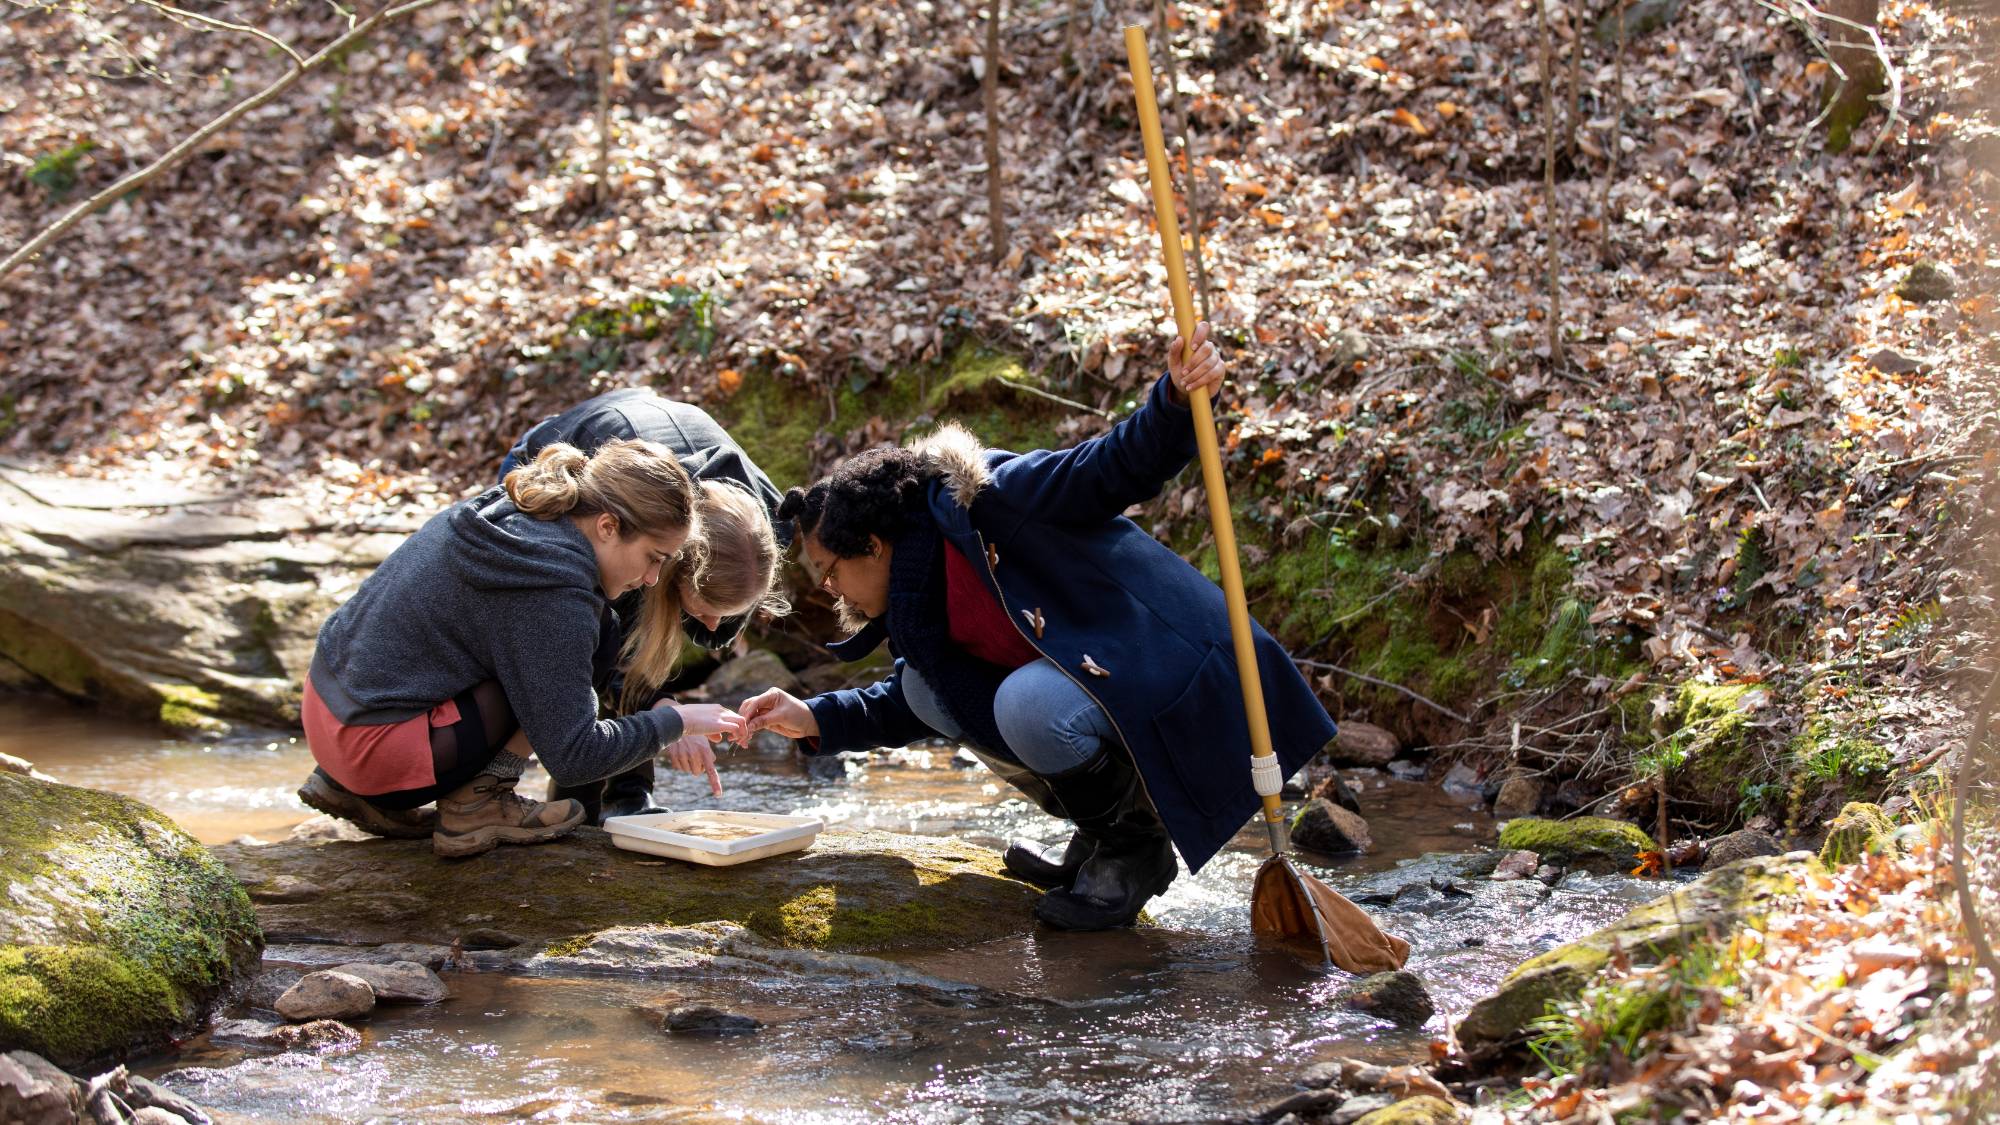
739, 688, 819, 740
1168, 320, 1225, 404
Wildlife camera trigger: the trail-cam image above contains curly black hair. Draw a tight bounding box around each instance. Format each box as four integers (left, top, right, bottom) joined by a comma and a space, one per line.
778, 446, 939, 558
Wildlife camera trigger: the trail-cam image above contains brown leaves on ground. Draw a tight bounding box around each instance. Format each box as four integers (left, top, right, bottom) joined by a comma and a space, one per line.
0, 2, 1993, 779
1501, 823, 1998, 1123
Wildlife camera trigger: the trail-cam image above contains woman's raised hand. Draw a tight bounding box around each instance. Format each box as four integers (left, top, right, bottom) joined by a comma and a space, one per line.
1167, 320, 1225, 403
661, 701, 747, 742
738, 688, 819, 740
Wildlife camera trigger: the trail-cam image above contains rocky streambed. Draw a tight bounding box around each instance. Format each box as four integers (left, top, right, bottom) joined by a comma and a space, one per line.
0, 696, 1793, 1125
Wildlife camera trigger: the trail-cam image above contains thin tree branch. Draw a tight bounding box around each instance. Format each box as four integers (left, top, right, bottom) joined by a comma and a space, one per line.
1538, 0, 1564, 372
983, 0, 1008, 265
1599, 0, 1625, 265
2, 0, 453, 279
131, 0, 306, 67
1295, 658, 1473, 725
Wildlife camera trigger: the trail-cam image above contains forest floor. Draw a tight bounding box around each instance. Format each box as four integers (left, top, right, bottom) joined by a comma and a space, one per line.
3, 0, 1998, 1118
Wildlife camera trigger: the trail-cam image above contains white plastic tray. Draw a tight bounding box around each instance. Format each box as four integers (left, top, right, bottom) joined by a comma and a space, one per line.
604, 810, 824, 866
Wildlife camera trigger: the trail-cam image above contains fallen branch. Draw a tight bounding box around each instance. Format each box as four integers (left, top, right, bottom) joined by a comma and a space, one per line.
1295, 658, 1472, 725
134, 0, 306, 67
2, 0, 453, 279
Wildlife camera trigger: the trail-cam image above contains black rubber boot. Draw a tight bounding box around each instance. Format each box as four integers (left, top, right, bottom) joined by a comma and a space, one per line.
963, 748, 1097, 889
1031, 752, 1177, 931
1004, 833, 1097, 890
599, 759, 665, 822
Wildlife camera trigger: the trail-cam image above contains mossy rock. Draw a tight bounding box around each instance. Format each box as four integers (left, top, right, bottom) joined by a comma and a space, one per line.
1353, 1095, 1465, 1125
1495, 816, 1654, 874
1661, 681, 1770, 820
1894, 261, 1957, 304
1819, 801, 1897, 866
215, 827, 1043, 956
1456, 852, 1818, 1054
0, 773, 263, 1069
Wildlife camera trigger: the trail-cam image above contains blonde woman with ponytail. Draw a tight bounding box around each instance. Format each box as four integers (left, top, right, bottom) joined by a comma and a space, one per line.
500, 388, 792, 822
296, 438, 747, 857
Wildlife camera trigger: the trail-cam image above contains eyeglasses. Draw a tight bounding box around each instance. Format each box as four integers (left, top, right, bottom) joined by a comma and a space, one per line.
812, 553, 846, 592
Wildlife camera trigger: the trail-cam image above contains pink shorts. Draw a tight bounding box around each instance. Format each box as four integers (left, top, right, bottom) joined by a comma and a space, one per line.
302, 679, 462, 797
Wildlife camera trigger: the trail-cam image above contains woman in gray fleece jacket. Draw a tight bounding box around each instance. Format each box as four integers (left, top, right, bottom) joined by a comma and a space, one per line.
298, 439, 746, 857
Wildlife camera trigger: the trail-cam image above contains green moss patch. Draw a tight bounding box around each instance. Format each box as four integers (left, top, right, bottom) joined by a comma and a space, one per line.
708, 342, 1068, 491
1819, 801, 1896, 866
216, 827, 1041, 957
1497, 816, 1655, 873
1458, 853, 1816, 1054
0, 773, 262, 1068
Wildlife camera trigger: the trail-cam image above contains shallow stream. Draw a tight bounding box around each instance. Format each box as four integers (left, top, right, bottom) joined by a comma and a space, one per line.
2, 695, 1665, 1123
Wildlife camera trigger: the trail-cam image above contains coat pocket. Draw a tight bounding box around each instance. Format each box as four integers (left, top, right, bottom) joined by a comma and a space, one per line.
1149, 644, 1248, 819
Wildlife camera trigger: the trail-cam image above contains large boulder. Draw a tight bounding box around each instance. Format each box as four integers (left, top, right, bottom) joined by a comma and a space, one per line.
0, 461, 406, 730
1495, 816, 1654, 874
1456, 853, 1818, 1054
0, 774, 263, 1069
215, 827, 1042, 956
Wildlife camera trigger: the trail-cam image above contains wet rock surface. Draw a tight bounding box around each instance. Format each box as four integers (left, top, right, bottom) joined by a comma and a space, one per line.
327, 961, 446, 1004
1, 1049, 84, 1125
662, 1005, 762, 1035
1290, 799, 1373, 854
274, 971, 375, 1022
1455, 853, 1821, 1054
0, 462, 409, 730
1337, 971, 1435, 1026
209, 1018, 361, 1053
214, 827, 1041, 956
0, 774, 262, 1069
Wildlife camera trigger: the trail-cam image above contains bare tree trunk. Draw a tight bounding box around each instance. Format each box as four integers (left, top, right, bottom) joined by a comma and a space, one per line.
983, 1, 1008, 265
1155, 0, 1212, 323
1821, 0, 1883, 152
1539, 0, 1563, 370
594, 0, 615, 203
1599, 0, 1625, 265
1565, 2, 1583, 164
2, 0, 452, 279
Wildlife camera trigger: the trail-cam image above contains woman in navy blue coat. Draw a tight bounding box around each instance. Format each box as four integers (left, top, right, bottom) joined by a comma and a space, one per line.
740, 325, 1336, 930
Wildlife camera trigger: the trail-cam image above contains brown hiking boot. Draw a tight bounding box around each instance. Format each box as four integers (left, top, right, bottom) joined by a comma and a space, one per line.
433, 774, 585, 858
298, 769, 436, 840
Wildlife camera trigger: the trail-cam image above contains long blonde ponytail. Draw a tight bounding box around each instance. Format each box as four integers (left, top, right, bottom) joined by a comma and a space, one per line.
617, 480, 790, 710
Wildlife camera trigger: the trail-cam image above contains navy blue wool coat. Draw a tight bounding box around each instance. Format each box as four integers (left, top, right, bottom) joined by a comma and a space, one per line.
804, 374, 1337, 873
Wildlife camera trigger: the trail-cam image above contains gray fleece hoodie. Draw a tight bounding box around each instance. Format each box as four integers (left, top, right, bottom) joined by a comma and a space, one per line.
308, 486, 682, 787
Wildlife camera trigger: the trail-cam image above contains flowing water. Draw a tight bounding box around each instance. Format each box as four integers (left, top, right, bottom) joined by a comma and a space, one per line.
2, 695, 1666, 1123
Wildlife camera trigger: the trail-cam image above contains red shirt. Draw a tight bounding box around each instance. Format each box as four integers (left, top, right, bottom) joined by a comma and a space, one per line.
943, 541, 1042, 670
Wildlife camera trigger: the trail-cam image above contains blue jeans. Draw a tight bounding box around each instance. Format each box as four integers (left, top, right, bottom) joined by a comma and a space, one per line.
902, 659, 1116, 776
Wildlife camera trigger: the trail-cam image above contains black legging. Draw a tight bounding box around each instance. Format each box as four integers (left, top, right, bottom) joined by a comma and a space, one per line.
364, 681, 519, 810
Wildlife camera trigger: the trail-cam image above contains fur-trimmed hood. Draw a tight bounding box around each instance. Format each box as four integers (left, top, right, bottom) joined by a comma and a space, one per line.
908, 422, 991, 510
